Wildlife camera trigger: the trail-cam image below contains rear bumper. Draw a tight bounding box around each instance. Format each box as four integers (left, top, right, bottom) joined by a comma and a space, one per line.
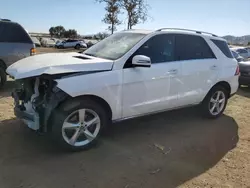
239, 75, 250, 85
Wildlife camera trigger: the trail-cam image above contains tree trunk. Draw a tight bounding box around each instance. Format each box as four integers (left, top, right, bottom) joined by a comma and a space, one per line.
111, 23, 114, 34
127, 12, 131, 30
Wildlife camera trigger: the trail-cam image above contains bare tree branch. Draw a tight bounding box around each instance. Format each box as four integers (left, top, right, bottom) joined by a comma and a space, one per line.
121, 0, 149, 29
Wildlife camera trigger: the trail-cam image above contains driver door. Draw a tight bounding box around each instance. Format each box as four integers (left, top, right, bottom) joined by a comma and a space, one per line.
122, 34, 181, 118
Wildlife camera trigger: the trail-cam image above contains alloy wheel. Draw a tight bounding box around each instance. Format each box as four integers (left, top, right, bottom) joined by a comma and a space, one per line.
209, 91, 226, 116
62, 109, 101, 147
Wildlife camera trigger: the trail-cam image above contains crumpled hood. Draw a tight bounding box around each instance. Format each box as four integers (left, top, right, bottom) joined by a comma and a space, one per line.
7, 52, 114, 79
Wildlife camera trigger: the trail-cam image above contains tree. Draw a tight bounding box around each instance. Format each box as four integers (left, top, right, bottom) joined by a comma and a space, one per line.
49, 26, 66, 38
94, 32, 110, 40
64, 29, 78, 38
248, 42, 250, 45
97, 0, 121, 34
121, 0, 149, 29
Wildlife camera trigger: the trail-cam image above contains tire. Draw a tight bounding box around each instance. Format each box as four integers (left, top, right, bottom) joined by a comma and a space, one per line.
0, 67, 7, 89
200, 86, 229, 118
75, 44, 81, 49
50, 98, 109, 151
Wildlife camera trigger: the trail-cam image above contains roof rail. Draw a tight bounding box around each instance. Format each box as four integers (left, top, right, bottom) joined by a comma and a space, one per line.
156, 28, 218, 37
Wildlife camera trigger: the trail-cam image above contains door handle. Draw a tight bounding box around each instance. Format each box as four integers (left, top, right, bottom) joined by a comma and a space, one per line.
210, 65, 218, 70
167, 69, 178, 75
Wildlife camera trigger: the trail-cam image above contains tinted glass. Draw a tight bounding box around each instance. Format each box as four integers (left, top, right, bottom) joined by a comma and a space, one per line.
237, 49, 247, 53
176, 34, 215, 61
0, 22, 32, 43
133, 34, 175, 64
211, 39, 233, 58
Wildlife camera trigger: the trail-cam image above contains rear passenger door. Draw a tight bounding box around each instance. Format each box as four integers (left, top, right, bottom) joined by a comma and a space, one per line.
175, 34, 218, 106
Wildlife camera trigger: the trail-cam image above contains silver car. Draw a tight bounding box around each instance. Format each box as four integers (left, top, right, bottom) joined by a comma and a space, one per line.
235, 48, 249, 60
0, 19, 35, 88
55, 39, 87, 49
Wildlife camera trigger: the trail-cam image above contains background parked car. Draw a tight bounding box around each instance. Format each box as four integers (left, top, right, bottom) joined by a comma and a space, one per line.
238, 59, 250, 86
231, 50, 244, 62
234, 48, 249, 60
55, 39, 87, 49
40, 38, 56, 47
0, 19, 35, 88
31, 36, 41, 47
245, 47, 250, 57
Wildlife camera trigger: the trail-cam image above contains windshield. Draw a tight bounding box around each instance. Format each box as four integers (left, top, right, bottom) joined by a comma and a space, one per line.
83, 32, 146, 60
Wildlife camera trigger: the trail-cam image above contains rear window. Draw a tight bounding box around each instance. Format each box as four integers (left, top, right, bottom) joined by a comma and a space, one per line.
211, 39, 233, 58
0, 22, 32, 43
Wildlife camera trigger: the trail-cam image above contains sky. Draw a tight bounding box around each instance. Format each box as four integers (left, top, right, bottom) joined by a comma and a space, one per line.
0, 0, 249, 36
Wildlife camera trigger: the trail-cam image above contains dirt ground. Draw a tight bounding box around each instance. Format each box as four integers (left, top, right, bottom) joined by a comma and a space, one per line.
0, 48, 249, 188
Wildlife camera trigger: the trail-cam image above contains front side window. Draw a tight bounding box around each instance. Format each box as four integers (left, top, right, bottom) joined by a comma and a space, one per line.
133, 34, 175, 64
176, 34, 215, 61
83, 32, 146, 60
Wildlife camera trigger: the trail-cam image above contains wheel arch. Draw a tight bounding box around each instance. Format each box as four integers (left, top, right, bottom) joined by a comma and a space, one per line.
46, 93, 113, 132
78, 94, 113, 121
203, 81, 231, 102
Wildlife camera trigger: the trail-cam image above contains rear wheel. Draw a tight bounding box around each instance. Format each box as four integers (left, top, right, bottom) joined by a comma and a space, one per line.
201, 86, 229, 118
0, 67, 7, 89
50, 98, 109, 151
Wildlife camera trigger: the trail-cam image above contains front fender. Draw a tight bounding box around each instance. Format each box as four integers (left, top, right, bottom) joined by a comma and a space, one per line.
56, 70, 123, 120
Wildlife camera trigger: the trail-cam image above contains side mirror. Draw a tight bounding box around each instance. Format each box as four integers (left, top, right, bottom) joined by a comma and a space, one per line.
132, 55, 151, 68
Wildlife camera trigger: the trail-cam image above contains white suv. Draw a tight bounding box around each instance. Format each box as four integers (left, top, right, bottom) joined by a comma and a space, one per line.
55, 39, 87, 49
7, 28, 239, 150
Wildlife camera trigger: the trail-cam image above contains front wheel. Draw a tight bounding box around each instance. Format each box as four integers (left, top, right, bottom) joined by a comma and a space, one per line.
201, 86, 229, 118
50, 98, 109, 151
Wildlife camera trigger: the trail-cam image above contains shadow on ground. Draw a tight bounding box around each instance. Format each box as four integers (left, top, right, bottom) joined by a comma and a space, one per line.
0, 107, 239, 188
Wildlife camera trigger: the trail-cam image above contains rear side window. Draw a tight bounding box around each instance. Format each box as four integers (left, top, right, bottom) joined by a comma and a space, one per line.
211, 39, 233, 58
175, 34, 215, 61
0, 22, 32, 43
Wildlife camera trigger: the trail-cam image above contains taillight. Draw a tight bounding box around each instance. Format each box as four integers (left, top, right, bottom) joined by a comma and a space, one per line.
30, 48, 36, 56
235, 65, 240, 75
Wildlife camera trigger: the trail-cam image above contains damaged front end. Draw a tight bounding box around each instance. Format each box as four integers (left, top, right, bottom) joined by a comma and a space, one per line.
12, 75, 68, 132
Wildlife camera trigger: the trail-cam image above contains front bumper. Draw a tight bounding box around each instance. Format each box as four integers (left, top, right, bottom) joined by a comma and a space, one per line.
12, 90, 40, 131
